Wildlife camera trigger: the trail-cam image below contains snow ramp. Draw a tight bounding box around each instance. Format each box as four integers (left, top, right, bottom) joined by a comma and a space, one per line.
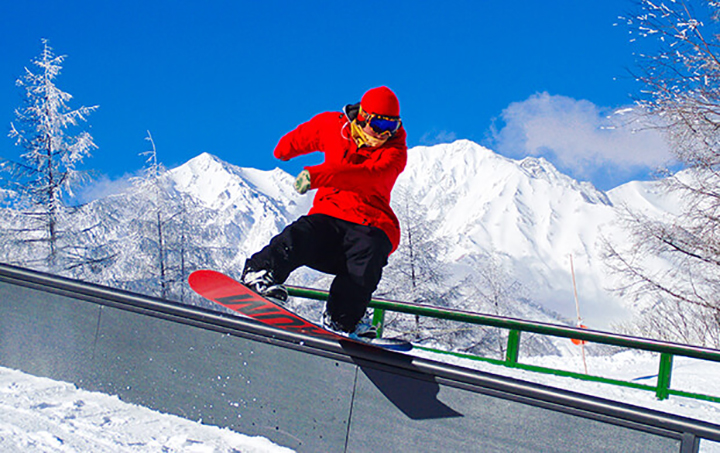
0, 264, 718, 453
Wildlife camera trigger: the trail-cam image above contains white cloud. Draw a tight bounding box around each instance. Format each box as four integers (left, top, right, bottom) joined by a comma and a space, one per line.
420, 129, 458, 146
73, 173, 135, 204
491, 92, 672, 182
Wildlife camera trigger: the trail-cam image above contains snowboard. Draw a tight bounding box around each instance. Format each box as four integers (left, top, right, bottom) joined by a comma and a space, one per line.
188, 269, 412, 352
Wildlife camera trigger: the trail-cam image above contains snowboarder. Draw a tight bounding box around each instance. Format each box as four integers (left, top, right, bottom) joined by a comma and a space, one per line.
242, 86, 407, 339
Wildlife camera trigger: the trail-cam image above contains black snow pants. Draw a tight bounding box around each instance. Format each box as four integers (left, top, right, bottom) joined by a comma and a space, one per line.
244, 214, 393, 331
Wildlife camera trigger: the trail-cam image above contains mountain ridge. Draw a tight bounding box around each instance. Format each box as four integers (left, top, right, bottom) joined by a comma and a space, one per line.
156, 139, 666, 329
0, 139, 672, 332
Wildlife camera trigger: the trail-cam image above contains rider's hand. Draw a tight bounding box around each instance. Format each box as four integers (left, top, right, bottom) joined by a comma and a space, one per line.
294, 169, 311, 194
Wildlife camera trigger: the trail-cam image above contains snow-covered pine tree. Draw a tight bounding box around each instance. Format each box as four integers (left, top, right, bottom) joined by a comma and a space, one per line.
3, 39, 98, 272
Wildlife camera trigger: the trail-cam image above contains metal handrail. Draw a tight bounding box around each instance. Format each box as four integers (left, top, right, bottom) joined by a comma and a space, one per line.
287, 285, 720, 401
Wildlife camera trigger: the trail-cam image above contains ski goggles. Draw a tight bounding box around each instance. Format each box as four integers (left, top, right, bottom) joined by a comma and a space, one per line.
357, 107, 402, 137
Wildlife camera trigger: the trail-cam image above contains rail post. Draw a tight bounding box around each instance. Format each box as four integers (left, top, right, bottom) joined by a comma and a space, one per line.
656, 353, 674, 400
372, 308, 386, 338
506, 329, 522, 365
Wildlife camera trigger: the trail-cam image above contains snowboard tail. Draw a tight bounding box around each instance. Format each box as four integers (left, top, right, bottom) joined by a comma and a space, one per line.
188, 269, 411, 351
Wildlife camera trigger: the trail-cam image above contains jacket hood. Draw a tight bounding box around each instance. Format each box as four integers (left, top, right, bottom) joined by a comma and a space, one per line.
343, 103, 360, 122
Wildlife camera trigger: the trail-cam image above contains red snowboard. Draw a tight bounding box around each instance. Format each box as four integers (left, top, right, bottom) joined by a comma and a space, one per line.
188, 269, 412, 351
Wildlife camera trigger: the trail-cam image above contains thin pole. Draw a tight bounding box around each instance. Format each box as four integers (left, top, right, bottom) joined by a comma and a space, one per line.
570, 254, 588, 374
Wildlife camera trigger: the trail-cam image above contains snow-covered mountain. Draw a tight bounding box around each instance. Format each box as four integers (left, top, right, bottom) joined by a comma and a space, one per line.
167, 152, 312, 260
394, 140, 631, 328
0, 140, 674, 332
158, 140, 667, 330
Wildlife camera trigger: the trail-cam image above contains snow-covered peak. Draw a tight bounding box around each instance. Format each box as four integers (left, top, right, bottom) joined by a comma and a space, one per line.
43, 140, 681, 330
395, 139, 629, 327
608, 177, 684, 219
518, 156, 610, 206
167, 152, 307, 215
167, 152, 238, 209
403, 139, 608, 208
163, 151, 311, 259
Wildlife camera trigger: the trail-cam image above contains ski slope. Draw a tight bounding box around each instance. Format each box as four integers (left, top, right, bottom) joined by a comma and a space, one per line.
0, 366, 292, 453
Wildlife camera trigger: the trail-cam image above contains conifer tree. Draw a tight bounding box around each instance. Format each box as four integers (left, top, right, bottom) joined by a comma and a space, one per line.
4, 39, 98, 271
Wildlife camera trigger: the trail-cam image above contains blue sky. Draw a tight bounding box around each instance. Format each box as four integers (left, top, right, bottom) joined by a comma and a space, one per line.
0, 1, 669, 193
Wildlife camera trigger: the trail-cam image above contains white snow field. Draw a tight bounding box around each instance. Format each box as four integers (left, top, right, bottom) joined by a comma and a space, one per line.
0, 366, 293, 453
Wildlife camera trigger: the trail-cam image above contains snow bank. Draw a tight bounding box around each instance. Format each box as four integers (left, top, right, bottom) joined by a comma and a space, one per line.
0, 366, 293, 453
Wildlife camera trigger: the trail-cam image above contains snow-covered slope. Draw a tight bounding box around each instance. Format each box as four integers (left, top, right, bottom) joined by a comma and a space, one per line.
0, 366, 292, 453
394, 140, 632, 328
167, 153, 312, 261
0, 140, 680, 331
607, 178, 683, 218
145, 140, 685, 329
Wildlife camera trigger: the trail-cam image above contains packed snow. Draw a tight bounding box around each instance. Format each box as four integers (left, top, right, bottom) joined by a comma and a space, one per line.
0, 366, 293, 453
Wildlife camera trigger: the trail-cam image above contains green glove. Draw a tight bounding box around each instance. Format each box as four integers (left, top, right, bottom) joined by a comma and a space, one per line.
294, 169, 311, 194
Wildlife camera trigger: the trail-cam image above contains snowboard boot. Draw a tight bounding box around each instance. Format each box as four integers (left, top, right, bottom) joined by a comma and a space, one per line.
323, 311, 377, 340
242, 269, 288, 303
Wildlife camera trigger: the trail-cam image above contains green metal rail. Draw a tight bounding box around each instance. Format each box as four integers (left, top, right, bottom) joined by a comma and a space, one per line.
287, 285, 720, 402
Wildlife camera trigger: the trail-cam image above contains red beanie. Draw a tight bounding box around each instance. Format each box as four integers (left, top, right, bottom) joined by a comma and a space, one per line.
361, 86, 400, 117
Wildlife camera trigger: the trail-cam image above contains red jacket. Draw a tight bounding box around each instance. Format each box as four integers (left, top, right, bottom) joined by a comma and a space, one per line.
274, 110, 407, 253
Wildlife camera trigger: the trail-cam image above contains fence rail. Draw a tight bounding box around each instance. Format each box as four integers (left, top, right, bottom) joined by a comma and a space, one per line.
287, 285, 720, 402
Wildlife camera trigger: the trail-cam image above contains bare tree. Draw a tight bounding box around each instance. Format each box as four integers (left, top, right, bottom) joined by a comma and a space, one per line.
129, 132, 177, 299
449, 254, 528, 357
607, 1, 720, 346
382, 186, 449, 300
379, 185, 452, 338
127, 132, 211, 301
